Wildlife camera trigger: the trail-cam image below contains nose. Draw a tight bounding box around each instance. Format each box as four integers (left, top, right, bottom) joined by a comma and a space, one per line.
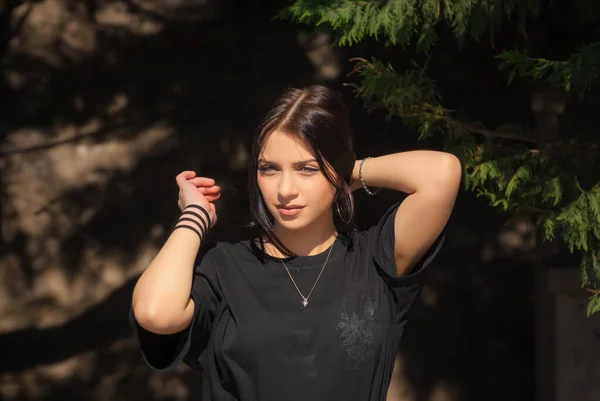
278, 171, 299, 201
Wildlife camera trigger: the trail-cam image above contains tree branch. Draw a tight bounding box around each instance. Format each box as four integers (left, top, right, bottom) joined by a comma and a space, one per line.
403, 108, 540, 144
408, 108, 600, 154
574, 178, 586, 193
455, 121, 538, 143
520, 205, 553, 214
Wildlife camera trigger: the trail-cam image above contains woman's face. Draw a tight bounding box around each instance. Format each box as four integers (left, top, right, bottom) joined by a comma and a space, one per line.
257, 130, 337, 232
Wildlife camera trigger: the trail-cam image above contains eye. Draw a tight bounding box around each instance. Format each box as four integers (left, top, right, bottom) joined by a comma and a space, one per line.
299, 166, 320, 174
258, 164, 277, 175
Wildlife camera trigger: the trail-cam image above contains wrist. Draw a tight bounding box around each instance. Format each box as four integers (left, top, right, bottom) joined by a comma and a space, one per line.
350, 160, 362, 191
356, 157, 381, 195
172, 225, 203, 245
174, 204, 211, 241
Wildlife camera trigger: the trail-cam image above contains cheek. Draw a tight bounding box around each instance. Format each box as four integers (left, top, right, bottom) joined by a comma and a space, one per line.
306, 179, 336, 206
257, 177, 275, 202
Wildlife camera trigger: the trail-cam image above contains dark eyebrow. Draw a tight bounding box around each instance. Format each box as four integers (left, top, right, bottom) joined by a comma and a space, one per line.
258, 158, 318, 167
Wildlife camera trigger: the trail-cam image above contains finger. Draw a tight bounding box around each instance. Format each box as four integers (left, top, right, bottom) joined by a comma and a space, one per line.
188, 177, 215, 185
188, 177, 215, 187
204, 189, 221, 199
204, 193, 221, 202
196, 186, 220, 195
176, 171, 196, 186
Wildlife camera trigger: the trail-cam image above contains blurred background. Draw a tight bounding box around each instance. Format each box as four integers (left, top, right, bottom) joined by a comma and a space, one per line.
0, 1, 598, 401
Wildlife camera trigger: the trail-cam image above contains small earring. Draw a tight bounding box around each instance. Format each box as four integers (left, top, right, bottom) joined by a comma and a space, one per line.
336, 201, 352, 225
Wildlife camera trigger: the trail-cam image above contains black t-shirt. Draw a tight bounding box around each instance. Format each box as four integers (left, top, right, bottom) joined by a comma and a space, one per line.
130, 203, 444, 401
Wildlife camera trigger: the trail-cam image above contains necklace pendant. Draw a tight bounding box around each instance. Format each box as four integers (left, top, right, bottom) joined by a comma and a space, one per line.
302, 298, 309, 307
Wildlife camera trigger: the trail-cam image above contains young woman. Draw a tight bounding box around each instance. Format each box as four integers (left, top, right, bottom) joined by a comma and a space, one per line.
130, 85, 461, 401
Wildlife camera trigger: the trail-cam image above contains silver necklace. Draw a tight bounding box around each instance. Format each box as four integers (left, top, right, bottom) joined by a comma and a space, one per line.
279, 240, 335, 307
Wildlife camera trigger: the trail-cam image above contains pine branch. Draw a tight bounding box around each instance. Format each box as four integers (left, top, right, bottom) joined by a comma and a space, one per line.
348, 57, 542, 143
587, 293, 600, 317
348, 58, 600, 156
420, 112, 539, 143
497, 43, 600, 94
282, 0, 543, 49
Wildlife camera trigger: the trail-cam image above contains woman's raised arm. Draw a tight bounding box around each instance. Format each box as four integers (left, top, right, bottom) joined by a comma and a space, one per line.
353, 151, 461, 276
131, 171, 220, 334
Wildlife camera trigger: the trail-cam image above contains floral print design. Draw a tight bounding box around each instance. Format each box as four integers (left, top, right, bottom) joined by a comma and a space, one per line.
336, 294, 382, 369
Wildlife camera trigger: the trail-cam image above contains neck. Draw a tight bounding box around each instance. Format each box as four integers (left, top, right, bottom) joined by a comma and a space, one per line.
267, 213, 337, 257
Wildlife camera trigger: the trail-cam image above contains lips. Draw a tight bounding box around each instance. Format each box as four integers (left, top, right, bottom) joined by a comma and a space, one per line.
276, 205, 304, 216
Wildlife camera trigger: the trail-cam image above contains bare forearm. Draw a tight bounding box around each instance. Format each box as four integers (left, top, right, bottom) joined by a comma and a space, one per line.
353, 151, 462, 194
132, 171, 219, 334
132, 229, 201, 333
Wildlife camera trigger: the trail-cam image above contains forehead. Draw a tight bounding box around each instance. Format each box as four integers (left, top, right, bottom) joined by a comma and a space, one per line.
260, 131, 315, 161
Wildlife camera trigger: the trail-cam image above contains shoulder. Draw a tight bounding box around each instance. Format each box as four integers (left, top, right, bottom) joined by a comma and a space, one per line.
353, 202, 401, 243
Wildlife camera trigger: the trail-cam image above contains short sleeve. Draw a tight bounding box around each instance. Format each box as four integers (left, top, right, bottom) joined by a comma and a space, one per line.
129, 249, 221, 371
365, 202, 445, 284
362, 202, 445, 323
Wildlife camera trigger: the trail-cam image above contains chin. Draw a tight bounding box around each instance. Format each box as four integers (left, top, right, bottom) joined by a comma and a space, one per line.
271, 206, 332, 232
274, 216, 309, 231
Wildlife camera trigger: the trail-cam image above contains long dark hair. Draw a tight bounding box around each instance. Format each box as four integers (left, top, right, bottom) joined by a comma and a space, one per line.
248, 85, 356, 257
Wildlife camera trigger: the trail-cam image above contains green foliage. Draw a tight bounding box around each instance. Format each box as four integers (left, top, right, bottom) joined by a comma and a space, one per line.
346, 58, 600, 315
283, 0, 600, 315
347, 58, 444, 138
581, 249, 600, 288
587, 293, 600, 317
281, 0, 542, 49
497, 43, 600, 95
